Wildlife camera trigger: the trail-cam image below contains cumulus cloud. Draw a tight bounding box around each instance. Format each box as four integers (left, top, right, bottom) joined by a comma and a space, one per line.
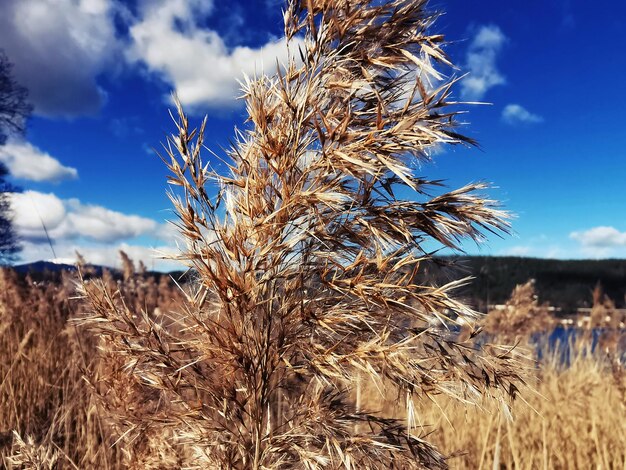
461, 25, 507, 101
0, 0, 121, 117
127, 0, 299, 110
502, 104, 543, 125
570, 226, 626, 248
8, 190, 184, 271
18, 239, 183, 272
0, 138, 78, 182
0, 0, 299, 115
10, 190, 159, 243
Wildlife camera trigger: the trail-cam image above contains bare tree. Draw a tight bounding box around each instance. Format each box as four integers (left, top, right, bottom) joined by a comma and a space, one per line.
0, 51, 30, 264
0, 51, 31, 145
0, 162, 20, 265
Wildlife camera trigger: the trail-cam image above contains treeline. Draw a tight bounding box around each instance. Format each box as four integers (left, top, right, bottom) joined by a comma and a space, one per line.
423, 256, 626, 314
16, 255, 626, 315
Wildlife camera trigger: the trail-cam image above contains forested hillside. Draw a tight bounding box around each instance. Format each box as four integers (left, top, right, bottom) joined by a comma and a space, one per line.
426, 257, 626, 313
16, 256, 626, 315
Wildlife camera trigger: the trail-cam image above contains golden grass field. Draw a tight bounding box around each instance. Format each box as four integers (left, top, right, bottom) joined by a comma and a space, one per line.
2, 0, 625, 468
1, 264, 624, 469
363, 348, 626, 469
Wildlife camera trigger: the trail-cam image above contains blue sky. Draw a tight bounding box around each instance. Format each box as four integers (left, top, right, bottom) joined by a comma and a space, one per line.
0, 0, 624, 270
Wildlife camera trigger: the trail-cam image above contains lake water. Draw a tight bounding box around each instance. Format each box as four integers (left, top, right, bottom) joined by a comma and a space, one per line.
535, 326, 626, 365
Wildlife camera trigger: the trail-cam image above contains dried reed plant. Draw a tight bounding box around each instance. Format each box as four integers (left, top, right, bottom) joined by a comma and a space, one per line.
483, 279, 554, 341
81, 1, 527, 468
0, 268, 119, 469
590, 282, 625, 330
362, 342, 626, 469
0, 254, 189, 469
589, 282, 626, 353
5, 431, 59, 470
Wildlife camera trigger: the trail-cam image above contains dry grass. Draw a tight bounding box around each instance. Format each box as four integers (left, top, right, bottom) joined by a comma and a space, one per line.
0, 262, 624, 468
0, 267, 116, 469
362, 348, 626, 469
78, 0, 528, 467
0, 261, 189, 469
360, 282, 626, 469
2, 0, 622, 468
481, 279, 555, 341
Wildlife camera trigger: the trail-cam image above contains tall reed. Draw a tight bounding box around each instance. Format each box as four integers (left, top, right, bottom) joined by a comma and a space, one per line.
0, 268, 117, 469
80, 1, 527, 468
0, 255, 190, 469
482, 279, 555, 341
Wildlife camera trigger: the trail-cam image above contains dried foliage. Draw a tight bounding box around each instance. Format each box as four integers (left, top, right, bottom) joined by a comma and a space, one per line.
0, 268, 115, 469
0, 260, 188, 469
590, 282, 626, 353
0, 50, 32, 145
1, 261, 623, 468
362, 344, 626, 469
590, 282, 624, 330
483, 280, 555, 341
78, 1, 529, 468
5, 432, 59, 470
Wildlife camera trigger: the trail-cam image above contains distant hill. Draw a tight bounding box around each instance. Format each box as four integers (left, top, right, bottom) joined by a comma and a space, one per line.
11, 260, 188, 283
11, 257, 626, 314
14, 260, 79, 274
425, 256, 626, 314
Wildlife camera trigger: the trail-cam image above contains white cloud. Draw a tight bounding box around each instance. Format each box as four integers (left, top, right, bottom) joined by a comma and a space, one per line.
10, 190, 159, 243
461, 25, 507, 101
0, 0, 299, 115
0, 138, 78, 182
0, 0, 121, 117
570, 226, 626, 248
63, 199, 160, 243
127, 0, 299, 110
10, 191, 67, 240
18, 239, 183, 272
544, 246, 563, 259
8, 190, 185, 270
496, 239, 563, 259
502, 104, 543, 125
